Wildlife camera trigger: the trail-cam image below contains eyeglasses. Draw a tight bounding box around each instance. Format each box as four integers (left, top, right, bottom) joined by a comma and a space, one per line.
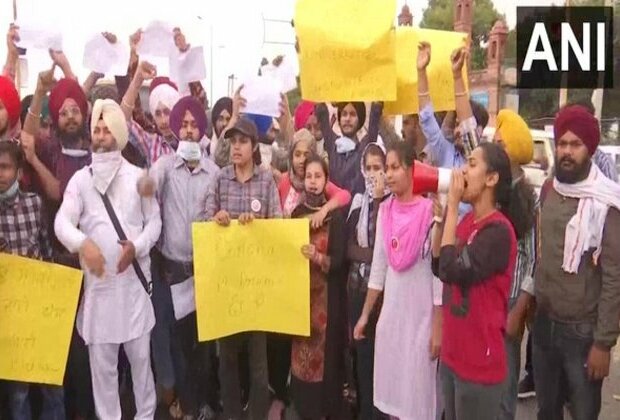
59, 107, 82, 118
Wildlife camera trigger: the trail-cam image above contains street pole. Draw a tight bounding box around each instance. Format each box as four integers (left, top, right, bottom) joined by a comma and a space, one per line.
13, 0, 21, 97
559, 0, 570, 108
591, 0, 612, 121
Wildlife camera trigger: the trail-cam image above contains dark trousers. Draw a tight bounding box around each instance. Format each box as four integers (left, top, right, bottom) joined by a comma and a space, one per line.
267, 333, 291, 404
440, 363, 506, 420
532, 312, 603, 420
219, 332, 269, 420
525, 334, 533, 377
171, 313, 215, 415
64, 327, 95, 419
348, 288, 378, 420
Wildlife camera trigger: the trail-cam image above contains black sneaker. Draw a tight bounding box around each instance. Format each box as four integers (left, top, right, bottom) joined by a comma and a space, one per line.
518, 374, 536, 399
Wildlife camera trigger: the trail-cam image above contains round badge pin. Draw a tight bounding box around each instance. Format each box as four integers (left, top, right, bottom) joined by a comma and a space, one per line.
251, 199, 262, 213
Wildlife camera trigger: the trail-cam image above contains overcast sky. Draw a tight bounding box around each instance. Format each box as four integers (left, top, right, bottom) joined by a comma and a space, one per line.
0, 0, 559, 100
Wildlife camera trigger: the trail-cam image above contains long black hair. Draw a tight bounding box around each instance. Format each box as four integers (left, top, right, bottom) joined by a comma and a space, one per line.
479, 142, 535, 239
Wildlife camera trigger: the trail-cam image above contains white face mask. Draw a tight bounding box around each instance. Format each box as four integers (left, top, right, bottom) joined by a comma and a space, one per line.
176, 141, 202, 162
90, 150, 122, 194
61, 147, 89, 158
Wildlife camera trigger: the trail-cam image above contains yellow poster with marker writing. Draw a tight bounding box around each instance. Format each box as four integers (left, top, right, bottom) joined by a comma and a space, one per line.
0, 254, 82, 385
294, 0, 397, 102
193, 220, 310, 341
384, 28, 469, 115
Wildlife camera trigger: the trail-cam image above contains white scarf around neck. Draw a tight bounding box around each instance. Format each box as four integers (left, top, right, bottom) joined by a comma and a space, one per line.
553, 163, 620, 273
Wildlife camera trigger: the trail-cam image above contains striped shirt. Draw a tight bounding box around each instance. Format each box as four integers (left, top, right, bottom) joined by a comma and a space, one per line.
593, 149, 618, 182
127, 120, 177, 167
516, 201, 540, 298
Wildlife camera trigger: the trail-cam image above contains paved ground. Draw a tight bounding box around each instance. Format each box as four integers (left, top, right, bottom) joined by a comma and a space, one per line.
515, 331, 620, 420
145, 330, 620, 419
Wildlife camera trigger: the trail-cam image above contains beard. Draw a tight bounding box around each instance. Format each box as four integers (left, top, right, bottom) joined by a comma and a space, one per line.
555, 157, 591, 184
57, 123, 89, 149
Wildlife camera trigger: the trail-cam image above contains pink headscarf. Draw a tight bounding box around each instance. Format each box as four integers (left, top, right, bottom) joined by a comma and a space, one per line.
381, 196, 434, 272
294, 100, 315, 131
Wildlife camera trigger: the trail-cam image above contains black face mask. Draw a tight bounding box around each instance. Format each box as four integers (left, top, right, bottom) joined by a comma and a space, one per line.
304, 191, 327, 209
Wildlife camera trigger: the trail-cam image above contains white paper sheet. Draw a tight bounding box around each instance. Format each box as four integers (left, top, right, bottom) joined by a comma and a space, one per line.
83, 33, 130, 76
137, 21, 175, 57
241, 76, 283, 118
261, 55, 298, 93
170, 277, 196, 321
169, 46, 207, 87
15, 23, 63, 51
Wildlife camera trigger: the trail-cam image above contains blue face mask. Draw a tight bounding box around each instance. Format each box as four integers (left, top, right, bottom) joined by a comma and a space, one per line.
0, 179, 19, 201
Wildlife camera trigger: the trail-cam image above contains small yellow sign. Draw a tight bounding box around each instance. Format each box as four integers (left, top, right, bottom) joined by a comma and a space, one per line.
0, 254, 82, 385
192, 220, 310, 341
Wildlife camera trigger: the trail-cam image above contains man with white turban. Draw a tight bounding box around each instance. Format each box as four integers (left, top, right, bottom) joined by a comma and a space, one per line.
121, 61, 181, 166
54, 99, 162, 419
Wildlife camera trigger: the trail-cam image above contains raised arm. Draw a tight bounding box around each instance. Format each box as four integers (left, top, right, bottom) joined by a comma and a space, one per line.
451, 48, 474, 129
417, 42, 449, 160
50, 50, 76, 81
20, 131, 61, 202
314, 103, 337, 151
23, 65, 56, 136
363, 102, 383, 147
81, 71, 104, 97
121, 60, 156, 121
3, 24, 19, 82
277, 93, 294, 148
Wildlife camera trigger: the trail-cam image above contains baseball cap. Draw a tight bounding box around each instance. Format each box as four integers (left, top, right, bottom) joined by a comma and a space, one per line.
224, 117, 258, 142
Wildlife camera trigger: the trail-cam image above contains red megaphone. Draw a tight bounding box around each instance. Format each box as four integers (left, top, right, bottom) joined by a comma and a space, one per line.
411, 160, 451, 195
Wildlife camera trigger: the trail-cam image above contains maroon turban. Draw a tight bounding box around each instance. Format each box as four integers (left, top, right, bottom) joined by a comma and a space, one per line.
170, 96, 207, 140
0, 76, 20, 130
554, 105, 600, 156
294, 100, 315, 131
149, 76, 178, 94
49, 78, 88, 126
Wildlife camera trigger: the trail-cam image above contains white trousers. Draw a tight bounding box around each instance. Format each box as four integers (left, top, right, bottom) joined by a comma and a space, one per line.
88, 332, 156, 420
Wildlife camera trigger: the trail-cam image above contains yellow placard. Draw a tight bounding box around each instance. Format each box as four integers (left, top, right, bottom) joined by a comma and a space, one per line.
295, 0, 397, 102
0, 254, 82, 385
192, 220, 310, 341
384, 28, 469, 115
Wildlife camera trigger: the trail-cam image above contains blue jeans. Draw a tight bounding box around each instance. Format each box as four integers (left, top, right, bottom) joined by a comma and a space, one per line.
532, 312, 603, 420
9, 382, 65, 420
150, 254, 176, 390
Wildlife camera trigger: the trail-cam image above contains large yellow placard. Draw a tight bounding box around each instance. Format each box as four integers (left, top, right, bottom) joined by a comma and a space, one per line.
384, 28, 469, 115
0, 254, 82, 385
295, 0, 397, 102
192, 220, 310, 341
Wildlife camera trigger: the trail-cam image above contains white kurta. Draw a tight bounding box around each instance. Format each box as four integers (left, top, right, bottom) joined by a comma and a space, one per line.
55, 158, 161, 345
368, 208, 443, 420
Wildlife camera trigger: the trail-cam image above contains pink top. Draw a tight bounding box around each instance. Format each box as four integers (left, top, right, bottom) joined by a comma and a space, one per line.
278, 173, 352, 217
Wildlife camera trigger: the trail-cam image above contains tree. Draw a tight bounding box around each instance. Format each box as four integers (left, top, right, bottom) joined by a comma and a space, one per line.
420, 0, 503, 70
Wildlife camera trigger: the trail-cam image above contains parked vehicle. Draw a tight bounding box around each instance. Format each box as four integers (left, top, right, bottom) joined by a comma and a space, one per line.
482, 128, 555, 194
